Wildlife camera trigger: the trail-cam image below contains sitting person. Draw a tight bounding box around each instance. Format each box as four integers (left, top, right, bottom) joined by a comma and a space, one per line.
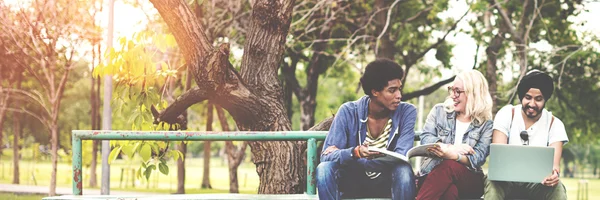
416, 70, 494, 200
316, 58, 416, 200
484, 70, 568, 199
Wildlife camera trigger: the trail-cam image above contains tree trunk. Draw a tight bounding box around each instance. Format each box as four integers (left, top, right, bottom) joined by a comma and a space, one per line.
216, 105, 247, 193
150, 0, 303, 193
11, 71, 22, 184
49, 124, 59, 196
89, 58, 99, 188
176, 141, 186, 193
201, 102, 213, 189
485, 33, 503, 114
375, 0, 396, 60
12, 111, 21, 184
176, 61, 194, 194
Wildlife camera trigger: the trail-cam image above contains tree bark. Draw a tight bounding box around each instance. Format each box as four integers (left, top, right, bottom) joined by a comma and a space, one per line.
150, 0, 303, 193
89, 51, 100, 187
201, 102, 213, 189
216, 105, 247, 193
176, 57, 194, 194
375, 0, 396, 59
12, 111, 21, 184
11, 70, 22, 184
486, 33, 503, 114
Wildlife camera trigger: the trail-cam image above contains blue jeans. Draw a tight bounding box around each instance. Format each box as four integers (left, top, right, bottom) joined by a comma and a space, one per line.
317, 161, 416, 200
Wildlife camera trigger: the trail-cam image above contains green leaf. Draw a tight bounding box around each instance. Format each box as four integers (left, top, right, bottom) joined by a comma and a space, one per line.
157, 141, 167, 150
144, 164, 155, 180
136, 167, 142, 179
178, 151, 185, 161
140, 144, 151, 162
171, 150, 180, 161
121, 143, 134, 158
158, 162, 169, 175
108, 146, 122, 165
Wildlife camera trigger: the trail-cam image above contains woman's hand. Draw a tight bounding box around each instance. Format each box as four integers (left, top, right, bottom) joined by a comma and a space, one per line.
453, 144, 475, 155
427, 143, 455, 159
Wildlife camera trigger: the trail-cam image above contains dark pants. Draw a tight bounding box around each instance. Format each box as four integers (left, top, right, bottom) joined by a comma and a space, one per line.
316, 161, 416, 200
416, 160, 484, 200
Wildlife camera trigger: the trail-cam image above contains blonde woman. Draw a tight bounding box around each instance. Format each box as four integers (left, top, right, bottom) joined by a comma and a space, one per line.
416, 70, 494, 200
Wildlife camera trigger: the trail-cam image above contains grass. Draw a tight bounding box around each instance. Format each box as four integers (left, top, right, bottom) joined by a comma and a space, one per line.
0, 155, 260, 194
0, 192, 45, 200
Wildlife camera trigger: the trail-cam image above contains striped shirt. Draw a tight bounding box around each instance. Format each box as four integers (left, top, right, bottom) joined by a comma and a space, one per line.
365, 118, 393, 179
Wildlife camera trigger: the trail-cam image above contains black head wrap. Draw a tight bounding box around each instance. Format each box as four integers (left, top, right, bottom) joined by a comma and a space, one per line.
517, 70, 554, 101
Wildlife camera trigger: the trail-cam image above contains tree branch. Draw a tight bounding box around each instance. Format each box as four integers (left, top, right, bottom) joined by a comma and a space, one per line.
151, 87, 209, 125
491, 0, 523, 43
402, 75, 456, 100
409, 8, 469, 66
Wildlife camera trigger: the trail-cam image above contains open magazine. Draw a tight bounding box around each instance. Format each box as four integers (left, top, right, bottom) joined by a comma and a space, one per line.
367, 143, 439, 163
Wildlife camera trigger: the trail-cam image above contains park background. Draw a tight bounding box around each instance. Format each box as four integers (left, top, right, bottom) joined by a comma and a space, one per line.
1, 0, 600, 199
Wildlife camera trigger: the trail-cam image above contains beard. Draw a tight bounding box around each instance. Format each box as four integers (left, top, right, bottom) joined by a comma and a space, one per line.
522, 104, 544, 119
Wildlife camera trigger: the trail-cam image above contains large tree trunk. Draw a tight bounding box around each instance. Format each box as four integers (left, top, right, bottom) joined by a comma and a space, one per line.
149, 0, 303, 193
201, 102, 213, 189
216, 105, 247, 193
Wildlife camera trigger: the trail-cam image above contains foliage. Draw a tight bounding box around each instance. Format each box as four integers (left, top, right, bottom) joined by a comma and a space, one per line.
93, 30, 185, 180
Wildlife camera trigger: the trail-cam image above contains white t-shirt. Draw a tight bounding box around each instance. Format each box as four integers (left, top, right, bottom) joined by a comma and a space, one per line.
454, 120, 470, 145
493, 105, 569, 146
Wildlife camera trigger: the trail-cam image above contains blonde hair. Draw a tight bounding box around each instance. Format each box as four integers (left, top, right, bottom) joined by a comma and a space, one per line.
445, 70, 493, 125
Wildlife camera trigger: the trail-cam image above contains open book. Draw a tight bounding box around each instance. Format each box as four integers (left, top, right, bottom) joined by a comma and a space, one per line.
368, 143, 439, 163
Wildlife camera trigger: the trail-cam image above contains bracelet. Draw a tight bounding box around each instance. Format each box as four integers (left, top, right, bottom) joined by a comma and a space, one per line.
554, 169, 560, 177
455, 153, 462, 162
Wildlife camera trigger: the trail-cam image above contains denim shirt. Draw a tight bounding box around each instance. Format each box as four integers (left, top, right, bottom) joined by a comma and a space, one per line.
320, 95, 417, 172
418, 103, 493, 176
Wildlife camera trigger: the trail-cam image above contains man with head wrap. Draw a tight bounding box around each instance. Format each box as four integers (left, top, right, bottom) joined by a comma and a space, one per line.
484, 70, 569, 199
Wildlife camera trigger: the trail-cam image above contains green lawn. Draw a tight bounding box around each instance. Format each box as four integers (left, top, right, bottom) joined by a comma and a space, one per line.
0, 192, 45, 200
0, 155, 260, 194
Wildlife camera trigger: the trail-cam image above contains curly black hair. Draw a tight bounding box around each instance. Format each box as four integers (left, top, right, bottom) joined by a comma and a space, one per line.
360, 58, 404, 96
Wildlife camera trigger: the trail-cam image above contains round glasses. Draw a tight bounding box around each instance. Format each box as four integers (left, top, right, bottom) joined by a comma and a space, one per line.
447, 86, 466, 98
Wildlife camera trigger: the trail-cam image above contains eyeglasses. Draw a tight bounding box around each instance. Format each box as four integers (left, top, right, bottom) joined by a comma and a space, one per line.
520, 131, 529, 145
447, 86, 466, 98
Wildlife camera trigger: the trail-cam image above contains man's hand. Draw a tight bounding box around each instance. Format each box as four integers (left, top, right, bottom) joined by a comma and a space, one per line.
542, 169, 560, 187
322, 145, 339, 155
356, 143, 382, 159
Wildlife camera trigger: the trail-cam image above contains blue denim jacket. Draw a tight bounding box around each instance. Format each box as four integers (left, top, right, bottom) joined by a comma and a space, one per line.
320, 95, 417, 172
418, 103, 493, 176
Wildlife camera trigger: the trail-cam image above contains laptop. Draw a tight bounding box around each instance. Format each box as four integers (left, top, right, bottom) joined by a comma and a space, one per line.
487, 144, 554, 183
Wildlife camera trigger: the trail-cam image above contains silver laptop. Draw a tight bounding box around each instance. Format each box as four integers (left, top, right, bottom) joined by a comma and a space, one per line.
487, 144, 554, 183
